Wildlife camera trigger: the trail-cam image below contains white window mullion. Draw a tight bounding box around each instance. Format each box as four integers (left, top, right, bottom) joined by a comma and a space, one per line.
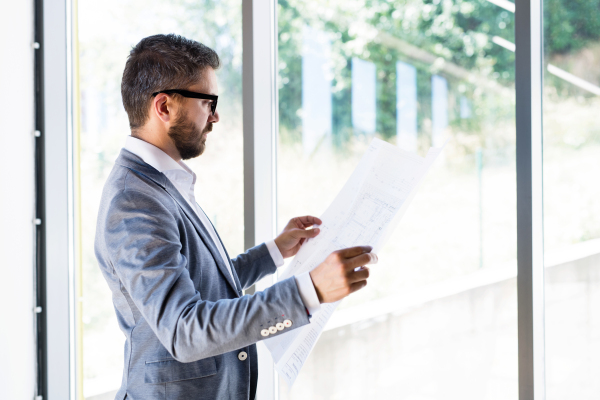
43, 0, 76, 398
243, 0, 278, 398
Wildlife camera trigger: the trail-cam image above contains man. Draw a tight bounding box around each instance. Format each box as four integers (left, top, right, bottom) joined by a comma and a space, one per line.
95, 34, 376, 400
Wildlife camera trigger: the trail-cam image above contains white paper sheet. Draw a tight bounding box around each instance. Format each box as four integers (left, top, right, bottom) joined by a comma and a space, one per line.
265, 138, 445, 387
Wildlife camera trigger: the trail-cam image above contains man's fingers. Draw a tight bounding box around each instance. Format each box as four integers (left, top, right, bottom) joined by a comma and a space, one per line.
337, 245, 372, 259
295, 215, 323, 228
312, 247, 374, 303
347, 266, 369, 283
293, 227, 320, 238
345, 252, 378, 270
349, 280, 368, 294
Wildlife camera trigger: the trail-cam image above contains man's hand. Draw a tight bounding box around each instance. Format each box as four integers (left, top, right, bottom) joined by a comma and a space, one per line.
274, 216, 322, 258
309, 246, 377, 303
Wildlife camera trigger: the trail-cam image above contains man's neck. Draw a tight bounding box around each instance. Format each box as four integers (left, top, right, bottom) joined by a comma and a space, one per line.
131, 130, 181, 162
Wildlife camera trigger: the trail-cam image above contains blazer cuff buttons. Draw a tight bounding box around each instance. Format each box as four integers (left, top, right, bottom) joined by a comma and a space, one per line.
261, 319, 292, 337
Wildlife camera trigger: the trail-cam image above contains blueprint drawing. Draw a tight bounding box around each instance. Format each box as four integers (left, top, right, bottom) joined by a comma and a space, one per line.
265, 138, 445, 387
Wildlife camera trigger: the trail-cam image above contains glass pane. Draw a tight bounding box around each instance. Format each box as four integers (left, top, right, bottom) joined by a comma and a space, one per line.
76, 1, 243, 397
277, 0, 518, 398
543, 1, 600, 398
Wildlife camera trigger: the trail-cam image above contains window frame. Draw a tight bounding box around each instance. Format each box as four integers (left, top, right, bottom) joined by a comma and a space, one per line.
39, 0, 79, 398
243, 0, 279, 398
515, 0, 546, 398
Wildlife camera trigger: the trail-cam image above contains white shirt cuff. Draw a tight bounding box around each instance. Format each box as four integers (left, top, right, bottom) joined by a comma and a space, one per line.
265, 239, 285, 268
295, 272, 321, 315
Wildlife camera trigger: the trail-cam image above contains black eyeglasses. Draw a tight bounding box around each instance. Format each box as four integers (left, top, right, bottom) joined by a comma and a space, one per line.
152, 89, 218, 115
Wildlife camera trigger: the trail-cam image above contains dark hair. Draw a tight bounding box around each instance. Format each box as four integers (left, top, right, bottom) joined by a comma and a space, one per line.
121, 34, 220, 130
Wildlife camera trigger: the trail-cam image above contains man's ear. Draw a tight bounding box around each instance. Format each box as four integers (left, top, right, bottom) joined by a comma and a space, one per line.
152, 94, 173, 123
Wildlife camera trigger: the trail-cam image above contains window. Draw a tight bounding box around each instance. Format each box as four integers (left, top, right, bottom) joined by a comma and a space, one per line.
276, 0, 518, 397
76, 0, 243, 396
543, 1, 600, 398
37, 0, 593, 397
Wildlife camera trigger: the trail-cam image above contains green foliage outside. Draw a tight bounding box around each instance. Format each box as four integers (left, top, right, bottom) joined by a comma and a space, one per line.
545, 0, 600, 54
276, 0, 600, 157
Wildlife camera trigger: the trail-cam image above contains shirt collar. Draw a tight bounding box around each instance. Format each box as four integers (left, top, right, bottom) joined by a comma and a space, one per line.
124, 136, 196, 184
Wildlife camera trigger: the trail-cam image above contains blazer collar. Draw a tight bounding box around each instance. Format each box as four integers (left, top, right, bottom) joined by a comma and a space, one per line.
115, 148, 240, 296
115, 148, 169, 189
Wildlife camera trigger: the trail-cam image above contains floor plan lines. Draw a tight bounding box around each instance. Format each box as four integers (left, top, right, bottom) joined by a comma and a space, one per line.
265, 139, 445, 387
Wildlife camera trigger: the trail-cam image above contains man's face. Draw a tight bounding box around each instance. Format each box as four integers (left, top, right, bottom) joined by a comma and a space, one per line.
168, 67, 220, 160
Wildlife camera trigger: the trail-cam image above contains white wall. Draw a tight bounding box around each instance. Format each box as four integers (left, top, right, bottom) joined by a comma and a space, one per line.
0, 1, 36, 399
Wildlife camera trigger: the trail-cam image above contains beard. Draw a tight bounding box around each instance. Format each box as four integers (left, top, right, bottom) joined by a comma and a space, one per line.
167, 111, 213, 160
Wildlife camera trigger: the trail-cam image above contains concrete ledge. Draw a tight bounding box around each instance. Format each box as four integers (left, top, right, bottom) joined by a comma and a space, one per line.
327, 238, 600, 331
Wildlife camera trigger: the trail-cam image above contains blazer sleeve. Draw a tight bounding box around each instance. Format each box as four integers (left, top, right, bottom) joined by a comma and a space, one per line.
230, 244, 277, 290
102, 188, 310, 363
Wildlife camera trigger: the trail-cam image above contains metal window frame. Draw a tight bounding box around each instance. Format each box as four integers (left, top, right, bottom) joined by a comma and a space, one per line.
515, 0, 546, 399
34, 0, 48, 397
38, 0, 78, 398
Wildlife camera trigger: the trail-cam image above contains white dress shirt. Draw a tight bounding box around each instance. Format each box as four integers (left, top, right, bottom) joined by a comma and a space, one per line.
124, 136, 321, 314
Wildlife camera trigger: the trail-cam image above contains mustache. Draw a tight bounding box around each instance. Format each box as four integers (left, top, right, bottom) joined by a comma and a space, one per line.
203, 123, 213, 134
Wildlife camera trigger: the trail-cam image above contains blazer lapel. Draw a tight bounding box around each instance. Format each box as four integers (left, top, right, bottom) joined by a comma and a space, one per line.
162, 180, 239, 295
196, 203, 243, 291
116, 149, 240, 295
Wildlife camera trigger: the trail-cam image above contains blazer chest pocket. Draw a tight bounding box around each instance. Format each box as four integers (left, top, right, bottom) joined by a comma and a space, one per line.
144, 357, 217, 384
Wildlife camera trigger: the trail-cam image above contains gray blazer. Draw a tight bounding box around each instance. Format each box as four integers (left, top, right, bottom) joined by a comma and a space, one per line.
95, 149, 310, 400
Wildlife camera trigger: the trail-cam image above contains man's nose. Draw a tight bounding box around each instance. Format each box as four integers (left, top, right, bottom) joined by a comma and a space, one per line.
209, 109, 220, 123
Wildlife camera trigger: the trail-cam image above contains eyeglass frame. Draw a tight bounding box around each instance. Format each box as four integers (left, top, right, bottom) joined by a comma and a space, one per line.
151, 89, 218, 116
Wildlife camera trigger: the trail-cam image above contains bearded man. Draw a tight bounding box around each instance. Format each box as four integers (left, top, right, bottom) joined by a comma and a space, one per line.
95, 34, 376, 400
